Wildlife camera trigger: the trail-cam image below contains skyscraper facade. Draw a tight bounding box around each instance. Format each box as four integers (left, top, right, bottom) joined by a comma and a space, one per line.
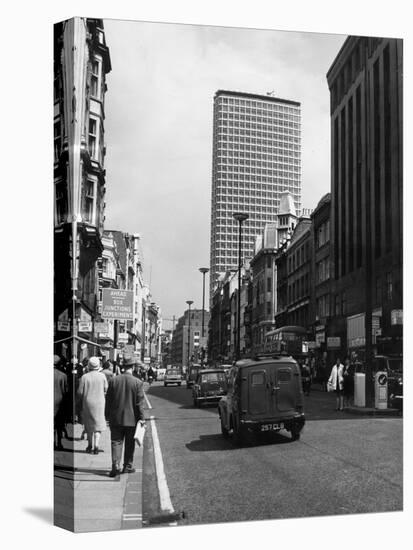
210, 90, 302, 298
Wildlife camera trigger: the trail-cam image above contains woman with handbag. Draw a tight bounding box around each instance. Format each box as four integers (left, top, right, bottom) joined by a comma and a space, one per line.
77, 357, 108, 454
328, 357, 345, 411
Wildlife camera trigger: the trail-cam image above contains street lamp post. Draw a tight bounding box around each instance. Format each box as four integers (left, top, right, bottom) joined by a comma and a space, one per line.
199, 267, 209, 366
233, 212, 249, 361
186, 300, 193, 368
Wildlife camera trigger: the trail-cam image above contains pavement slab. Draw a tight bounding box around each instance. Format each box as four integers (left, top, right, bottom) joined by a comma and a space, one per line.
54, 422, 143, 533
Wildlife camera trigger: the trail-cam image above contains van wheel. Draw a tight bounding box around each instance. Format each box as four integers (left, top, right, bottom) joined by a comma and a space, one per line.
291, 429, 301, 441
220, 416, 230, 439
232, 416, 245, 446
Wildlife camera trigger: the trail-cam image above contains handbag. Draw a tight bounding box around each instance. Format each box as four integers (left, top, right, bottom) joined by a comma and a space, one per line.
134, 421, 146, 447
327, 381, 334, 392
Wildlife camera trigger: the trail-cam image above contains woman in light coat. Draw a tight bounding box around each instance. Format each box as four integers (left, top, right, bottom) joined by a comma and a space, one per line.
77, 357, 108, 454
328, 357, 345, 411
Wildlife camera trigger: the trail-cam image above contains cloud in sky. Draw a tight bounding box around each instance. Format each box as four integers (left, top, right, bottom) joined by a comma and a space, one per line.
102, 19, 346, 327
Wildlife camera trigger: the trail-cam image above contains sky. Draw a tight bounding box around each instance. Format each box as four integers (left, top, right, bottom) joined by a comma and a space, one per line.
102, 19, 346, 328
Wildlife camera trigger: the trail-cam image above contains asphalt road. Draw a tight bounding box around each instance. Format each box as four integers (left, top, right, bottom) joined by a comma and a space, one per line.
142, 381, 403, 527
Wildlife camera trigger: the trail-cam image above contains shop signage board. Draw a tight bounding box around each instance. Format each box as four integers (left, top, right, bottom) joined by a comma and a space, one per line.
349, 336, 365, 348
78, 321, 92, 332
315, 332, 325, 346
102, 289, 134, 320
118, 332, 129, 343
391, 309, 403, 325
327, 337, 341, 349
307, 341, 317, 349
57, 321, 71, 332
94, 322, 109, 336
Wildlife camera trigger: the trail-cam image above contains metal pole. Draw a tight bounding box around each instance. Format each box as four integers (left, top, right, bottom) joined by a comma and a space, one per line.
201, 276, 205, 366
199, 268, 209, 366
237, 220, 242, 360
186, 300, 193, 367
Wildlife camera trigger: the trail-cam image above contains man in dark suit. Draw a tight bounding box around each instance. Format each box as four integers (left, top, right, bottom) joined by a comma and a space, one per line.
54, 355, 68, 451
105, 354, 145, 477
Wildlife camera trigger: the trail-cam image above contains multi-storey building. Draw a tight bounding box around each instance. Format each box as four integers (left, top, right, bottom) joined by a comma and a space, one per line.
54, 18, 111, 361
327, 36, 403, 361
95, 231, 145, 359
171, 309, 210, 367
210, 90, 302, 298
275, 215, 312, 329
310, 193, 332, 360
250, 192, 298, 350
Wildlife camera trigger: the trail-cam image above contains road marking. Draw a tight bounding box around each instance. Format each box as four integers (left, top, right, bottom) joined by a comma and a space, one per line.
149, 415, 174, 514
144, 391, 152, 409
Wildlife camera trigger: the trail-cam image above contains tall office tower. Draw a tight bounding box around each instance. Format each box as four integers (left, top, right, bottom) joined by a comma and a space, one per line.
210, 90, 301, 298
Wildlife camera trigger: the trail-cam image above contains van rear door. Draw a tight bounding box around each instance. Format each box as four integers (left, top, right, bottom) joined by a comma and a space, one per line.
274, 363, 299, 413
247, 367, 270, 417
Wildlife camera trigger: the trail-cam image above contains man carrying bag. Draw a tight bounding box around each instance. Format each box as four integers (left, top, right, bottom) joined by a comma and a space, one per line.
105, 354, 146, 477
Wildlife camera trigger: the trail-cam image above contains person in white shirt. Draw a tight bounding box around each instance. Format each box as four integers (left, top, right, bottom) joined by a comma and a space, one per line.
328, 357, 345, 411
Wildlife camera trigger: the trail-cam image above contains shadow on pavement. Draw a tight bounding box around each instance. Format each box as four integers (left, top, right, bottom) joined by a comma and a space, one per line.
24, 507, 53, 524
185, 431, 292, 452
54, 464, 112, 478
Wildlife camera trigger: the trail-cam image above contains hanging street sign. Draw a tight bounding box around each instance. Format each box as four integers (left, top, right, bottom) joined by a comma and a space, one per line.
102, 289, 134, 320
78, 321, 92, 332
57, 321, 71, 332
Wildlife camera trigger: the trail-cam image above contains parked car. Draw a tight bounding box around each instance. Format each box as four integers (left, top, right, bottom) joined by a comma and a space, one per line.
218, 355, 305, 445
156, 367, 166, 381
164, 366, 183, 387
192, 369, 228, 407
186, 364, 202, 389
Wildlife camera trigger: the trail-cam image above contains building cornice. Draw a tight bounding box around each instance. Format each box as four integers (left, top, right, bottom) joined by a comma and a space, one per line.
214, 89, 300, 107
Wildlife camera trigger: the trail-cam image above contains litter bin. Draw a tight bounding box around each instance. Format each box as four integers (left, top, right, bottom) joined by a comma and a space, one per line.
374, 371, 388, 409
354, 373, 366, 407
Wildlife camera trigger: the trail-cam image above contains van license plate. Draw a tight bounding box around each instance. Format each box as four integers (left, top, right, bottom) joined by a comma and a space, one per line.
261, 423, 283, 432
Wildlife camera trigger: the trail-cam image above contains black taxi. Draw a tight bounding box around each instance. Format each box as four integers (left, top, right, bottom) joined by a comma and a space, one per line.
218, 355, 305, 444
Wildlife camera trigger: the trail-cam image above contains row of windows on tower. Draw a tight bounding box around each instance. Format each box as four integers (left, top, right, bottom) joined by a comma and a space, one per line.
217, 134, 301, 144
218, 142, 300, 152
217, 96, 299, 112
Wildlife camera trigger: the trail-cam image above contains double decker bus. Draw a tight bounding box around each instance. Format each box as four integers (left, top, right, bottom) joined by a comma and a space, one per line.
263, 325, 308, 360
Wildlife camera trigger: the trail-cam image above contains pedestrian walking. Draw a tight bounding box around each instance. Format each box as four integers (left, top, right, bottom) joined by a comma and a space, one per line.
105, 354, 146, 477
328, 357, 345, 410
77, 356, 108, 454
342, 357, 354, 408
102, 359, 115, 383
300, 358, 312, 396
54, 355, 69, 450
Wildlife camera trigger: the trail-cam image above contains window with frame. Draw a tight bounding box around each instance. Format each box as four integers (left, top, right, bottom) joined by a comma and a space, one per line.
55, 182, 67, 224
90, 59, 101, 99
386, 272, 393, 300
375, 276, 382, 305
54, 119, 61, 162
83, 179, 95, 223
88, 117, 98, 159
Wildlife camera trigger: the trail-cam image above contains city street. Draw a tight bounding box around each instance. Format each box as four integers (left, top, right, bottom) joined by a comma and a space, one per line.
142, 381, 403, 526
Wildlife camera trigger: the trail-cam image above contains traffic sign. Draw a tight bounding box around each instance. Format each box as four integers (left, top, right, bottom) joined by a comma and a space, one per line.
102, 289, 134, 320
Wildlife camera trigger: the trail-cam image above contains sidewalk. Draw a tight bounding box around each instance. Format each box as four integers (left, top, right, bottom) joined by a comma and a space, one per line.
307, 383, 401, 418
54, 422, 143, 533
